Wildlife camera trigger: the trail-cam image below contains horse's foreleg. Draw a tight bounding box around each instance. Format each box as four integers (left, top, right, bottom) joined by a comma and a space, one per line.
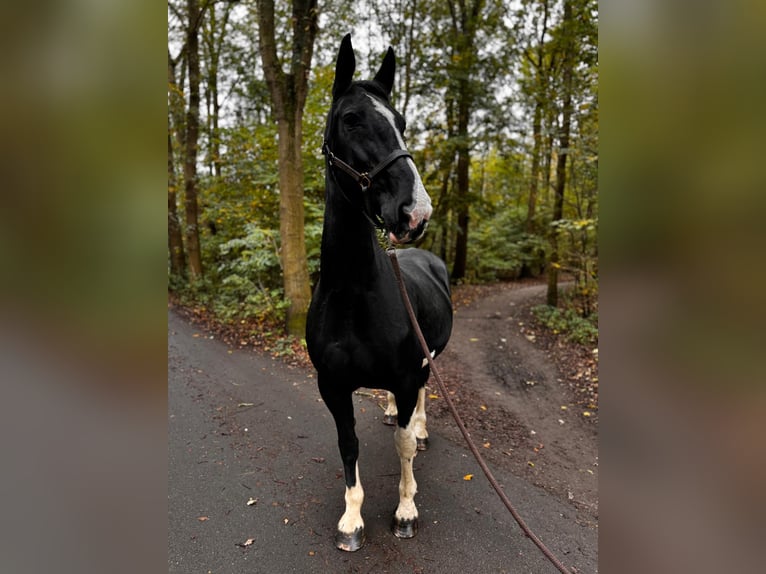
392, 413, 419, 538
383, 391, 398, 425
321, 386, 365, 551
337, 462, 364, 551
413, 386, 429, 451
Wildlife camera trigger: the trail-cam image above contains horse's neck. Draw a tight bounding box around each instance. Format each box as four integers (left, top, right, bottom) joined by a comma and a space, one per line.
319, 181, 382, 287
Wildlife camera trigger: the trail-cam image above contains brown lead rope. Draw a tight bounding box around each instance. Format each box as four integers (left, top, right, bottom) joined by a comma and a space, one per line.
387, 247, 575, 574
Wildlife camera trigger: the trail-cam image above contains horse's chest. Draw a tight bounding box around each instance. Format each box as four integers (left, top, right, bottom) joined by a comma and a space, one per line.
309, 292, 408, 377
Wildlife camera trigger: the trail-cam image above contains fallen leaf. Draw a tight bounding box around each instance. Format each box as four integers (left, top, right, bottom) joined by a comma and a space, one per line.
236, 538, 255, 548
469, 337, 479, 342
308, 550, 316, 556
246, 498, 258, 506
283, 518, 289, 524
197, 516, 209, 522
428, 394, 439, 400
527, 462, 535, 467
482, 442, 491, 448
463, 474, 474, 481
480, 405, 487, 411
560, 405, 568, 410
238, 402, 254, 407
583, 411, 592, 417
311, 457, 325, 463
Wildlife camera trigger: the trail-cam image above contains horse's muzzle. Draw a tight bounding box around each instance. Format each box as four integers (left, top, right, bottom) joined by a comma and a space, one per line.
389, 218, 429, 244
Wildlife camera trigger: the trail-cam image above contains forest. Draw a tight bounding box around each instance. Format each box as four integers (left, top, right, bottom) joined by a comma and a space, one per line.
167, 0, 598, 340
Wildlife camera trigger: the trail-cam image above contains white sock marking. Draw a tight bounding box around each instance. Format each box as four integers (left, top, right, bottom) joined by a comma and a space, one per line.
384, 391, 398, 418
394, 420, 419, 521
338, 463, 364, 534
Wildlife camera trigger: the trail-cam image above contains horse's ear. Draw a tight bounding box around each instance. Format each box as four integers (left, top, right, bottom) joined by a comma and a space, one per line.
333, 33, 355, 100
373, 47, 396, 96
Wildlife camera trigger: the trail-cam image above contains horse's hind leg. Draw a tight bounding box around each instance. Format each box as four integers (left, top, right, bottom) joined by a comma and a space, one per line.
319, 382, 365, 551
383, 391, 398, 425
391, 392, 420, 539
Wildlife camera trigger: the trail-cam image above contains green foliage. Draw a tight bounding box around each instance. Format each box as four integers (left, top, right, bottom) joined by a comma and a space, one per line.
551, 217, 598, 315
197, 210, 323, 325
212, 224, 287, 323
467, 207, 548, 281
532, 303, 598, 345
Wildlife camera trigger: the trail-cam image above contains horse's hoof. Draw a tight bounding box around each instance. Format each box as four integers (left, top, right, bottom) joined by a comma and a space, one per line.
335, 527, 365, 552
416, 437, 429, 451
391, 516, 418, 539
382, 414, 398, 426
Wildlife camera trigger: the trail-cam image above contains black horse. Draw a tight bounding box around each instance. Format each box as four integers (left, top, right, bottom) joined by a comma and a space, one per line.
306, 34, 453, 552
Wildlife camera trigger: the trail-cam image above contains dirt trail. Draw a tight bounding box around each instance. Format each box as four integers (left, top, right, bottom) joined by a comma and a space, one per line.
424, 281, 598, 525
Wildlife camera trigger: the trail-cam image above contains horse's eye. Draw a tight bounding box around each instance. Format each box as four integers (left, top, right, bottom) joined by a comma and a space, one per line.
342, 112, 361, 128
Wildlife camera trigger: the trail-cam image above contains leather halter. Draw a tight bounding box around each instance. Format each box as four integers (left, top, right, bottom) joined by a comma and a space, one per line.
322, 142, 412, 193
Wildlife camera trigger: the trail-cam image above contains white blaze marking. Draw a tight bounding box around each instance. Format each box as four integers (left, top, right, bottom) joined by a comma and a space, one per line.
366, 94, 432, 224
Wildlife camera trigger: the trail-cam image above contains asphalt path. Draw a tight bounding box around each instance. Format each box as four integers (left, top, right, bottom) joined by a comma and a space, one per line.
168, 310, 597, 573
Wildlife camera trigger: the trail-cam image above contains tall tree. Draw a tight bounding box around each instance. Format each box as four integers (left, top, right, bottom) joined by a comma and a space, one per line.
446, 0, 485, 281
183, 0, 205, 281
547, 0, 576, 306
168, 49, 187, 279
255, 0, 318, 336
201, 1, 234, 178
521, 0, 556, 234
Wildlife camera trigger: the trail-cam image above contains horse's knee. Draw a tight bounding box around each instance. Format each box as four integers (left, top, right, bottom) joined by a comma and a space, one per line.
394, 426, 417, 460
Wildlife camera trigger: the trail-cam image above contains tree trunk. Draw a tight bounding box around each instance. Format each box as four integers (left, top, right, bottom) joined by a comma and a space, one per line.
168, 50, 186, 279
277, 118, 312, 335
183, 0, 204, 282
451, 122, 470, 279
202, 2, 232, 178
447, 0, 483, 281
525, 0, 550, 234
525, 99, 543, 233
168, 127, 186, 278
256, 0, 317, 336
546, 0, 575, 307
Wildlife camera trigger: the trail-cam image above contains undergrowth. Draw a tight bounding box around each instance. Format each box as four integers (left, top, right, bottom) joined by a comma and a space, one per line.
531, 303, 598, 345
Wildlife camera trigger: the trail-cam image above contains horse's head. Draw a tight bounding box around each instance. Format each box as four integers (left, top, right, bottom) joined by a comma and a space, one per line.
323, 34, 432, 245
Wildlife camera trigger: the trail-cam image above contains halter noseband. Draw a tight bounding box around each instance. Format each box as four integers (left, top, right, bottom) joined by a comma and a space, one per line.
322, 142, 412, 193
